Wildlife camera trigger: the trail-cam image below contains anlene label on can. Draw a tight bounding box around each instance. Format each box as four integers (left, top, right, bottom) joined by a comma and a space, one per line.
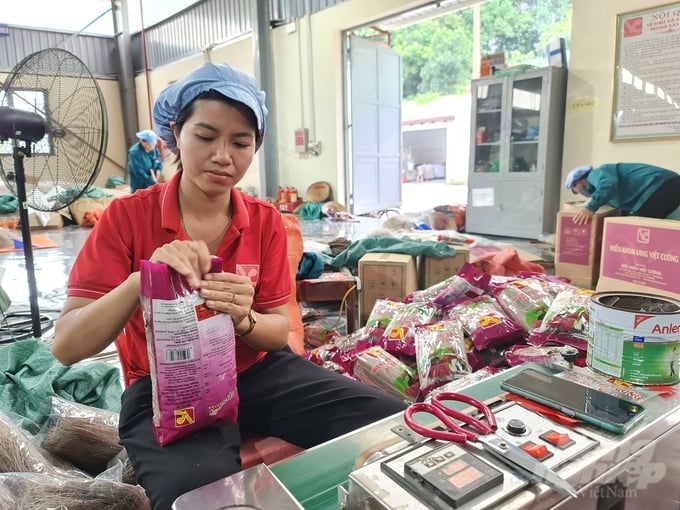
587, 291, 680, 385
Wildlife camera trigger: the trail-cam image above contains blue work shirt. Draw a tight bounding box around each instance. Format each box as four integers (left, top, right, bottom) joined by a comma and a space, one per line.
128, 143, 162, 193
585, 163, 678, 215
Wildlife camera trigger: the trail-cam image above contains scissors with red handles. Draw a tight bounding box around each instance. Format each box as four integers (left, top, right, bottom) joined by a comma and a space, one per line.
404, 391, 578, 498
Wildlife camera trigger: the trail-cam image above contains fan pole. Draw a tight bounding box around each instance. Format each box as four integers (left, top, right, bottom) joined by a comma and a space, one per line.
13, 147, 42, 338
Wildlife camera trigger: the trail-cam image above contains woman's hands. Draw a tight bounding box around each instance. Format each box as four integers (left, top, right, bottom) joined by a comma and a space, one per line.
149, 239, 254, 328
150, 239, 213, 289
200, 272, 254, 331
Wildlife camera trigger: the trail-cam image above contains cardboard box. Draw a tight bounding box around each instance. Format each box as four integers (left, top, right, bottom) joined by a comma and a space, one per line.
597, 216, 680, 301
554, 206, 620, 289
27, 210, 63, 230
480, 52, 506, 77
358, 252, 417, 325
418, 247, 470, 289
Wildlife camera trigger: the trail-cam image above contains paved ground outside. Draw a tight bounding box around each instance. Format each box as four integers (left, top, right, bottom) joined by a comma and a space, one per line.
400, 180, 467, 215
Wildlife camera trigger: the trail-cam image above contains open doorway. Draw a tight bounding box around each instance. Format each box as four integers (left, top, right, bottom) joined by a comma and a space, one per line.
344, 0, 572, 217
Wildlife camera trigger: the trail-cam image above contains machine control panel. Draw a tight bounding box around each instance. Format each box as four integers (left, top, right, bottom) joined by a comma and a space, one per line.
492, 404, 599, 470
351, 402, 600, 509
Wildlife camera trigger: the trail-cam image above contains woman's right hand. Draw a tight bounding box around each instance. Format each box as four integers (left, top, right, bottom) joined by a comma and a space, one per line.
149, 240, 212, 289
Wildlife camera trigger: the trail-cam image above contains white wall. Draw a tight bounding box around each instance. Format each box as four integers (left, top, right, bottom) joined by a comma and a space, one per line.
135, 36, 263, 193
130, 0, 679, 209
560, 0, 679, 206
270, 0, 435, 205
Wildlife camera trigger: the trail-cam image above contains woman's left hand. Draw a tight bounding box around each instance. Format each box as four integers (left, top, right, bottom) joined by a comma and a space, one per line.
200, 272, 254, 326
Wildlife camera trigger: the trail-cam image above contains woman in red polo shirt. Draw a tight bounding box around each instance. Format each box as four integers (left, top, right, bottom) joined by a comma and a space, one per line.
52, 62, 405, 510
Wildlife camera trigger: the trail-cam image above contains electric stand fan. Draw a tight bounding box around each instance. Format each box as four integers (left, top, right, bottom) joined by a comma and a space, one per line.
0, 48, 108, 339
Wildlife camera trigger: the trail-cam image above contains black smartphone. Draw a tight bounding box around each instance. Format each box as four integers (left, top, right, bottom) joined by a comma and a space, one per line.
500, 368, 647, 434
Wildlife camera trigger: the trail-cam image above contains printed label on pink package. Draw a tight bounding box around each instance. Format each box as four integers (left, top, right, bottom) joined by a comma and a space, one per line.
600, 222, 680, 293
557, 216, 592, 265
140, 258, 239, 446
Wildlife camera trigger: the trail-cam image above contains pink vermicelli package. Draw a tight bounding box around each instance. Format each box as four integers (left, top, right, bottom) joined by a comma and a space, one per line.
445, 294, 524, 351
140, 257, 239, 446
414, 320, 470, 397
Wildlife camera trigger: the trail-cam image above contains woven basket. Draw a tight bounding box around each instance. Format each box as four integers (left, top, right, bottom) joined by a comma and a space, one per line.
305, 181, 332, 203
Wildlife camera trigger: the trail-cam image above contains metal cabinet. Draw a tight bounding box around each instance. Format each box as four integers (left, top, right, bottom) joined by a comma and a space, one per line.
465, 66, 567, 239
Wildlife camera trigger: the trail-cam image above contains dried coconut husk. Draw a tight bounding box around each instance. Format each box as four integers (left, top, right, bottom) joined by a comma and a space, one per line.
0, 472, 151, 510
0, 411, 75, 475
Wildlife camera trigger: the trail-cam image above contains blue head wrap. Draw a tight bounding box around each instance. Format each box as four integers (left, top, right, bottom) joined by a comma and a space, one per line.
136, 129, 157, 145
152, 62, 268, 153
564, 165, 593, 190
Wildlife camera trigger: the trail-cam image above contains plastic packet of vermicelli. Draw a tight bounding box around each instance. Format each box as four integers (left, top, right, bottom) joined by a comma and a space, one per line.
140, 257, 238, 446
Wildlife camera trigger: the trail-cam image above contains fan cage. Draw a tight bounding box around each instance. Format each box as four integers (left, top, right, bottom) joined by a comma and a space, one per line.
0, 48, 108, 212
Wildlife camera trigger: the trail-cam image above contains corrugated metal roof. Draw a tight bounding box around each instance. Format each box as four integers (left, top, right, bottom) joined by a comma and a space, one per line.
130, 0, 253, 71
0, 25, 116, 77
0, 0, 347, 75
271, 0, 344, 22
131, 0, 346, 71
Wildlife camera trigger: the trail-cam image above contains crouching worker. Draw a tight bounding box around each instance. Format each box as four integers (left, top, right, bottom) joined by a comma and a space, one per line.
565, 162, 680, 225
52, 62, 406, 510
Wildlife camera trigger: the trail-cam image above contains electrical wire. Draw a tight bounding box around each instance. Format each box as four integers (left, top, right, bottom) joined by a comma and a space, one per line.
0, 310, 57, 342
336, 283, 357, 330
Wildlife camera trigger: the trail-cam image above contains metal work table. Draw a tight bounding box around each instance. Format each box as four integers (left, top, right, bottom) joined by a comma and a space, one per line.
175, 364, 680, 510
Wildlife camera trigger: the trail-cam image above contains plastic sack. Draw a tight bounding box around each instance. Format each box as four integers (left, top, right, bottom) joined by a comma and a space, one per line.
353, 346, 419, 402
445, 294, 524, 351
0, 409, 76, 476
432, 263, 491, 309
534, 287, 593, 340
494, 278, 554, 332
426, 367, 499, 400
140, 257, 239, 446
40, 397, 122, 476
378, 301, 438, 357
358, 299, 407, 350
504, 344, 566, 368
414, 320, 471, 397
0, 472, 151, 510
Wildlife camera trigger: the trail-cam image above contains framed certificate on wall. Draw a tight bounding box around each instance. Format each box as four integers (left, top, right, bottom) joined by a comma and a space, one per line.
611, 3, 680, 141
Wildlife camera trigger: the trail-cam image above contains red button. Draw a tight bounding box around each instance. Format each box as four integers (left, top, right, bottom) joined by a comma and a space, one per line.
520, 441, 551, 460
541, 430, 574, 449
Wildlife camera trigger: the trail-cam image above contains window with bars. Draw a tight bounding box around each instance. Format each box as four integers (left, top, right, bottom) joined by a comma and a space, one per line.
0, 89, 51, 155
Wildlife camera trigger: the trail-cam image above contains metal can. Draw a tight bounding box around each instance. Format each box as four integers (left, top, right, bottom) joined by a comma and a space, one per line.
588, 291, 680, 385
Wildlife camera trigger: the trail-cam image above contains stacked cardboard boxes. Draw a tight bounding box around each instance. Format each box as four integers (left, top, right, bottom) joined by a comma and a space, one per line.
554, 204, 619, 289
358, 253, 417, 325
597, 216, 680, 301
418, 248, 470, 290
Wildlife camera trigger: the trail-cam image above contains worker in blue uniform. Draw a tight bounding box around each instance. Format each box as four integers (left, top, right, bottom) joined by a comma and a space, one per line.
128, 129, 163, 192
565, 163, 680, 225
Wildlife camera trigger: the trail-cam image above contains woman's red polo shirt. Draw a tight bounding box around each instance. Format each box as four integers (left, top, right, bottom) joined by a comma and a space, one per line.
67, 171, 290, 386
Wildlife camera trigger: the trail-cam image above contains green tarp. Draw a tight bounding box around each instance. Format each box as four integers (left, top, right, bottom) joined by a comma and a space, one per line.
328, 235, 456, 270
0, 339, 122, 432
0, 194, 19, 213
